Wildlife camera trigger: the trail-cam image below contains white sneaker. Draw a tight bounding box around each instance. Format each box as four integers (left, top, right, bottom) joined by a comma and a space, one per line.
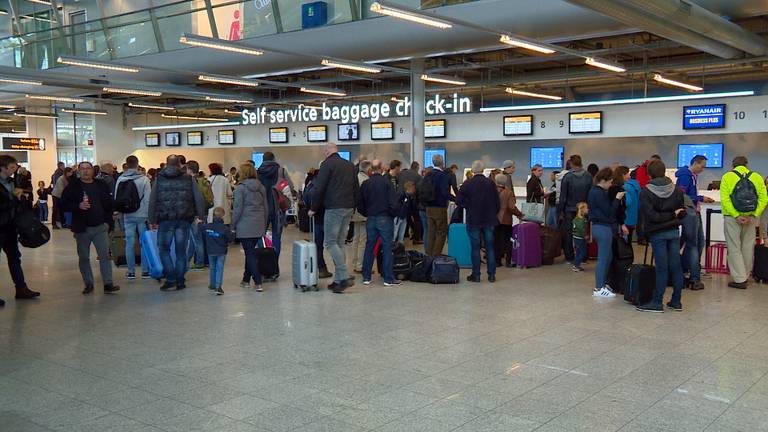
363, 280, 371, 285
592, 287, 616, 298
383, 280, 402, 287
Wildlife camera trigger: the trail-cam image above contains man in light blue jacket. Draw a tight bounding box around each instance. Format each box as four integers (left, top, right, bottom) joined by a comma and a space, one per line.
114, 155, 152, 280
675, 155, 715, 290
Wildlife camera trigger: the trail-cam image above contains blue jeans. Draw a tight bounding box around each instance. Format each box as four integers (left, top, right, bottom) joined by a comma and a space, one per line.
573, 237, 587, 268
592, 223, 613, 289
393, 217, 407, 243
267, 212, 283, 257
208, 255, 226, 288
240, 238, 263, 285
158, 220, 191, 285
124, 216, 149, 275
546, 207, 558, 228
649, 229, 684, 306
188, 222, 205, 267
681, 211, 704, 282
468, 225, 496, 277
38, 202, 48, 222
419, 210, 428, 253
362, 215, 395, 283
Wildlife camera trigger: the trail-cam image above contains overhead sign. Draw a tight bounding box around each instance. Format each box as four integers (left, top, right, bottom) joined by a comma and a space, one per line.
569, 111, 602, 134
240, 93, 472, 125
683, 104, 725, 129
2, 137, 45, 151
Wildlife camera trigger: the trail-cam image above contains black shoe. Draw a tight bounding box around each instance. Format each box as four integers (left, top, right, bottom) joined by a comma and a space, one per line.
160, 282, 176, 291
690, 281, 705, 291
333, 279, 352, 294
328, 281, 339, 291
319, 270, 333, 279
728, 281, 748, 290
104, 284, 120, 294
505, 263, 515, 268
466, 275, 481, 283
15, 286, 40, 299
488, 275, 496, 283
636, 303, 663, 313
215, 287, 224, 296
346, 276, 355, 287
666, 302, 683, 312
176, 283, 186, 291
82, 284, 94, 295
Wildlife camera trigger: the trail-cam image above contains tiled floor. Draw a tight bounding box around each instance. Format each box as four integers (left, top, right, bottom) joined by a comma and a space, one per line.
1, 227, 768, 431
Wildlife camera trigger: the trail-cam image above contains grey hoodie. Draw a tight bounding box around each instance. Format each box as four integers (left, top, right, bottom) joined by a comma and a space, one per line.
646, 177, 675, 199
559, 168, 593, 213
114, 169, 152, 218
232, 178, 268, 239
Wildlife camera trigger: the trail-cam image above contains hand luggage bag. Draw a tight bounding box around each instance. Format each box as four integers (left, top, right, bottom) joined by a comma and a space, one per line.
111, 226, 140, 267
392, 243, 412, 280
141, 230, 174, 280
298, 203, 310, 233
429, 255, 460, 284
753, 244, 768, 283
410, 254, 433, 282
540, 225, 562, 265
448, 217, 472, 268
292, 217, 318, 291
511, 222, 542, 268
256, 238, 280, 280
624, 245, 655, 305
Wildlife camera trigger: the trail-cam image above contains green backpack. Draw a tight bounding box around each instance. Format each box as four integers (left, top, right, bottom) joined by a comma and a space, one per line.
195, 177, 214, 210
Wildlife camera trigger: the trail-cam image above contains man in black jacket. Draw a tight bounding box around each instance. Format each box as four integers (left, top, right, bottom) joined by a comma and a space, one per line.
457, 160, 501, 283
558, 155, 593, 262
309, 142, 359, 293
62, 161, 119, 295
358, 159, 399, 287
148, 155, 205, 291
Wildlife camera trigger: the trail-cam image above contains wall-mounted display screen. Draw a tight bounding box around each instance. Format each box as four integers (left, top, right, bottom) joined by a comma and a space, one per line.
252, 152, 264, 168
530, 147, 564, 169
165, 132, 181, 146
187, 131, 203, 146
338, 123, 359, 141
425, 119, 446, 138
269, 127, 288, 143
338, 151, 351, 161
678, 143, 724, 168
683, 104, 726, 130
307, 125, 328, 142
371, 122, 394, 140
145, 133, 159, 147
503, 115, 533, 136
569, 111, 602, 134
218, 129, 235, 145
424, 149, 446, 168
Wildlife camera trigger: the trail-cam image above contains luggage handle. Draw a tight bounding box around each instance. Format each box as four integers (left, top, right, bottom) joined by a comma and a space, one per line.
310, 215, 316, 243
642, 244, 654, 266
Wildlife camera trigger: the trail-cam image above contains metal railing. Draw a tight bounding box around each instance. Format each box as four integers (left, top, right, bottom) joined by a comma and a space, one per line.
0, 0, 477, 70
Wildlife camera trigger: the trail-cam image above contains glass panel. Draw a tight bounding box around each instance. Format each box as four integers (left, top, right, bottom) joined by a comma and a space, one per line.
0, 37, 22, 67
277, 0, 356, 31
0, 0, 13, 38
104, 10, 152, 28
57, 148, 76, 167
157, 10, 213, 51
56, 112, 75, 148
76, 146, 94, 163
107, 21, 159, 58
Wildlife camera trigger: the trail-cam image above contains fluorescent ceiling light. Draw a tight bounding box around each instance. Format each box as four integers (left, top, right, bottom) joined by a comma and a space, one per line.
506, 88, 562, 101
420, 74, 466, 86
585, 57, 626, 73
11, 130, 27, 133
198, 74, 260, 87
57, 56, 140, 73
369, 2, 452, 29
480, 90, 755, 112
0, 77, 42, 85
26, 94, 84, 103
295, 103, 323, 110
27, 0, 51, 4
320, 59, 382, 74
128, 102, 175, 110
224, 108, 244, 114
60, 108, 108, 115
0, 118, 13, 122
0, 104, 16, 109
205, 96, 253, 104
499, 35, 555, 54
300, 86, 347, 97
162, 114, 227, 122
179, 34, 264, 56
652, 74, 703, 92
15, 112, 58, 119
103, 87, 162, 97
132, 121, 239, 131
391, 96, 406, 102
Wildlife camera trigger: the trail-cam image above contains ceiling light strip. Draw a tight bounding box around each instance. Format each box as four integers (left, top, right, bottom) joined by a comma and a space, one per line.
179, 34, 264, 56
320, 59, 382, 74
369, 2, 452, 29
499, 35, 555, 54
57, 56, 140, 73
15, 112, 58, 119
128, 102, 175, 110
480, 90, 755, 112
198, 75, 260, 87
132, 121, 239, 131
103, 87, 162, 97
0, 118, 13, 122
420, 74, 466, 86
60, 108, 108, 115
506, 88, 562, 101
26, 94, 84, 103
205, 96, 253, 104
162, 114, 228, 122
585, 57, 626, 73
652, 74, 703, 92
300, 87, 347, 97
0, 77, 43, 85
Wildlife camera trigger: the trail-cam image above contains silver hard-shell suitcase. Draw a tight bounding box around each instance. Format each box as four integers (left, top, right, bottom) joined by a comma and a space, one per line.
292, 217, 318, 291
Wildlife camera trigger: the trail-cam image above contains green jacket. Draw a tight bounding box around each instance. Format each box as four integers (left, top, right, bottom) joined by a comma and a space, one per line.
720, 166, 768, 218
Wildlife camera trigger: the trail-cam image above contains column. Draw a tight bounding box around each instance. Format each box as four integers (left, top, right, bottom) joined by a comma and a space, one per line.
410, 59, 425, 167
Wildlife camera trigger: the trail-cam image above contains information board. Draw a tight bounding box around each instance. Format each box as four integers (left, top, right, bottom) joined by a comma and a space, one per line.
187, 131, 203, 146
503, 115, 533, 136
338, 123, 359, 141
145, 133, 159, 147
338, 151, 351, 161
218, 129, 235, 145
569, 111, 602, 134
252, 152, 264, 168
307, 125, 328, 142
2, 137, 45, 151
425, 119, 446, 138
683, 104, 726, 129
165, 132, 181, 146
269, 127, 288, 143
530, 147, 564, 168
424, 149, 446, 168
371, 122, 394, 140
678, 143, 724, 168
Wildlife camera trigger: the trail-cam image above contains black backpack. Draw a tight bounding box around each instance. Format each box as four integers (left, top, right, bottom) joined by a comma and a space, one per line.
417, 175, 436, 205
15, 208, 50, 248
730, 171, 758, 213
114, 179, 141, 214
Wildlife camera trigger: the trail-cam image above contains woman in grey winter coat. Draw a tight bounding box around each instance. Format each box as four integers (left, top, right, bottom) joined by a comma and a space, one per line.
232, 163, 269, 291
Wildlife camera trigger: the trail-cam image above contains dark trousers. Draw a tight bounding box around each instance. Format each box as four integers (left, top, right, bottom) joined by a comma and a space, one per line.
560, 210, 576, 262
52, 196, 61, 226
240, 237, 264, 285
407, 207, 422, 242
494, 224, 512, 265
1, 228, 27, 290
315, 217, 327, 271
469, 226, 496, 277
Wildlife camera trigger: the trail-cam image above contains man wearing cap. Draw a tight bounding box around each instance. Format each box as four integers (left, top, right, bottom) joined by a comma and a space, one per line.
502, 160, 516, 190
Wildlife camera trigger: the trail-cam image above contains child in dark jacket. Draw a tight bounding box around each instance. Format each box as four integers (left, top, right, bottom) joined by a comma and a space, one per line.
203, 207, 234, 295
394, 181, 416, 243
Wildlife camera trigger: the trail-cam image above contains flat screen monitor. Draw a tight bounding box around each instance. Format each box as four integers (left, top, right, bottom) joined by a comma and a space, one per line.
503, 115, 533, 136
269, 127, 288, 144
145, 133, 159, 147
530, 147, 564, 169
251, 152, 264, 168
218, 129, 235, 145
307, 125, 328, 142
678, 143, 724, 168
683, 104, 726, 129
338, 151, 351, 161
187, 131, 203, 146
425, 119, 446, 138
424, 149, 446, 168
569, 111, 602, 134
371, 122, 394, 140
338, 123, 359, 141
165, 132, 180, 146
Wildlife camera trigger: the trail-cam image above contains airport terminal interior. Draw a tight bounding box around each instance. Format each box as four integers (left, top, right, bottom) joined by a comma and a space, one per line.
2, 0, 768, 431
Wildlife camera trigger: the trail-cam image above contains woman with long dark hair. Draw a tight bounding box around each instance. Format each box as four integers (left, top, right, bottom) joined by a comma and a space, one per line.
587, 167, 625, 298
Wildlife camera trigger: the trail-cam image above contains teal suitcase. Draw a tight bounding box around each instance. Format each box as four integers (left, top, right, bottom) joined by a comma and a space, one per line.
448, 223, 472, 268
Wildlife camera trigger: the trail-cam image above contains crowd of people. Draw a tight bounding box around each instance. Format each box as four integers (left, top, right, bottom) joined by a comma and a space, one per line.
1, 143, 767, 310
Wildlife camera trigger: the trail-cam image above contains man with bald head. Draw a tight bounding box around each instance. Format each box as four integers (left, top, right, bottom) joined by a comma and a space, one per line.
358, 159, 399, 286
309, 142, 359, 293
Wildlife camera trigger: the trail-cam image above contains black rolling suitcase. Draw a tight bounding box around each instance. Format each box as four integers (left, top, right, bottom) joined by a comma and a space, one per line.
624, 245, 655, 305
753, 244, 768, 283
298, 203, 310, 233
607, 235, 634, 294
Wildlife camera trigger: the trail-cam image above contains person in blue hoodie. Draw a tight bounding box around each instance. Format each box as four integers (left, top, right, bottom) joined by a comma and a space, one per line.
675, 155, 715, 290
202, 207, 234, 295
623, 169, 641, 240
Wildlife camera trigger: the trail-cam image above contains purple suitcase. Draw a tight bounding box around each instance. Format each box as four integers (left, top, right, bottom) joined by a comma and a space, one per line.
511, 222, 542, 268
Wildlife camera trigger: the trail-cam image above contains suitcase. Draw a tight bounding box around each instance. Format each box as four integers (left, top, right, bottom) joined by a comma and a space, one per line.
540, 226, 562, 265
448, 220, 472, 268
393, 244, 412, 280
587, 240, 599, 259
256, 238, 279, 280
608, 258, 633, 294
754, 244, 768, 283
298, 203, 310, 233
429, 255, 460, 284
624, 246, 655, 305
511, 222, 542, 268
112, 227, 141, 267
293, 218, 319, 291
410, 254, 433, 282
